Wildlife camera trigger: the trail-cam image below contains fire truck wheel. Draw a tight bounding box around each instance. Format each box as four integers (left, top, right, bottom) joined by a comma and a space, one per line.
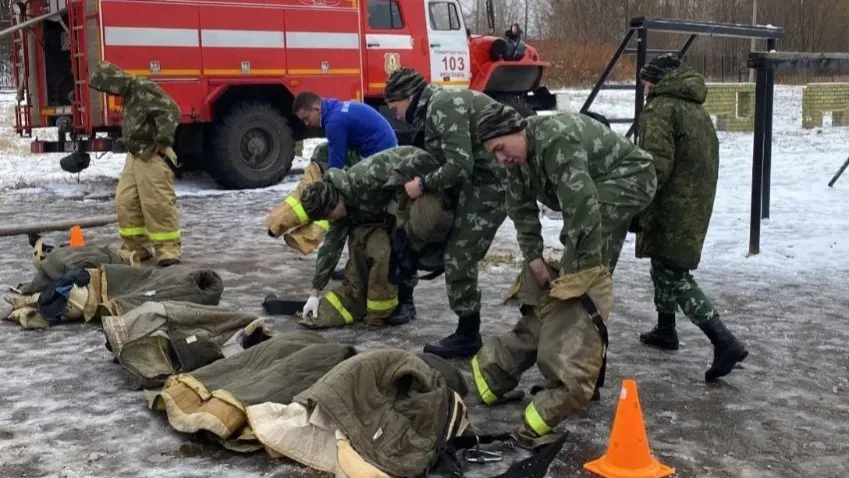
493, 93, 536, 118
208, 102, 294, 190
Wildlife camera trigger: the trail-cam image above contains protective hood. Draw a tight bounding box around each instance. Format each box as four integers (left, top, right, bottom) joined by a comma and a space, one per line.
89, 61, 136, 96
648, 64, 707, 105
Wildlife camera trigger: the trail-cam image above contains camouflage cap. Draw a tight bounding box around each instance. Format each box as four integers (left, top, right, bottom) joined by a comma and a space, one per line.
404, 193, 454, 250
384, 67, 427, 102
639, 53, 682, 85
88, 60, 135, 96
300, 182, 340, 220
476, 102, 528, 144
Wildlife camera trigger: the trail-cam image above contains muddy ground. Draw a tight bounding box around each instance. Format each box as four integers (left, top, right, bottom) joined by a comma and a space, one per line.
0, 186, 847, 478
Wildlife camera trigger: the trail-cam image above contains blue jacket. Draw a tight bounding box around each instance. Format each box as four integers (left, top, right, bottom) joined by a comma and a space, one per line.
321, 98, 398, 169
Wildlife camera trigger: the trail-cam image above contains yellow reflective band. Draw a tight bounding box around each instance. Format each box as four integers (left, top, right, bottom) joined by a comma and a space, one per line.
524, 402, 551, 436
471, 356, 499, 405
285, 195, 309, 224
325, 291, 354, 324
315, 220, 330, 231
147, 230, 181, 241
118, 226, 146, 237
367, 296, 398, 311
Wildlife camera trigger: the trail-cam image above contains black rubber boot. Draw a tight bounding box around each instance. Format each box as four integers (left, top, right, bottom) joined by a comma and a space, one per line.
386, 284, 416, 326
699, 316, 748, 382
422, 313, 482, 359
639, 312, 679, 350
330, 269, 346, 281
157, 258, 181, 267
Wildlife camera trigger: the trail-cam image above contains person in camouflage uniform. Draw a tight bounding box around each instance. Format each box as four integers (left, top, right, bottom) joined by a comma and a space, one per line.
88, 62, 183, 266
635, 53, 748, 382
469, 102, 657, 448
297, 146, 453, 328
264, 142, 361, 255
383, 67, 508, 359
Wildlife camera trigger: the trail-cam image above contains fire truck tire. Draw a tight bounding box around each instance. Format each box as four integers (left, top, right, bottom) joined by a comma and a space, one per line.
208, 102, 294, 190
493, 93, 536, 118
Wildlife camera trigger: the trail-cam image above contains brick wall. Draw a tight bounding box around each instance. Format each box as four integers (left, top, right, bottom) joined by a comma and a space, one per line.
802, 83, 849, 129
703, 83, 755, 132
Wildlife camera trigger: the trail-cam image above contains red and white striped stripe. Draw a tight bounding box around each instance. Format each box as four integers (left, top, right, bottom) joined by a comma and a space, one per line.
103, 26, 367, 50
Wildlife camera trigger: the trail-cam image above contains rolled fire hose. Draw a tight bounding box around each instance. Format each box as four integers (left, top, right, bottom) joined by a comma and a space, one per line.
0, 214, 118, 237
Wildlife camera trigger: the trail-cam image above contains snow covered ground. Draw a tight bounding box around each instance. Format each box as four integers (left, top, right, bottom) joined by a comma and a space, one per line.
1, 87, 848, 478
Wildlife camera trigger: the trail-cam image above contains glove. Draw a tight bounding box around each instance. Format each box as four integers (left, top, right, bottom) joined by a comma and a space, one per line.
302, 295, 320, 318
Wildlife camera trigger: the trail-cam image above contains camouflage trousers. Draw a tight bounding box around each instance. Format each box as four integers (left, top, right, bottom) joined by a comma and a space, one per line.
299, 225, 398, 329
116, 152, 181, 263
443, 180, 507, 318
650, 258, 718, 327
473, 262, 612, 438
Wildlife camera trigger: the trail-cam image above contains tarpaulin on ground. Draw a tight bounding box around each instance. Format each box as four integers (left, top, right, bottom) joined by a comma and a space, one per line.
103, 300, 275, 389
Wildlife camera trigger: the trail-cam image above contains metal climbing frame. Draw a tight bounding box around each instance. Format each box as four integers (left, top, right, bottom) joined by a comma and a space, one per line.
746, 52, 849, 255
580, 17, 786, 140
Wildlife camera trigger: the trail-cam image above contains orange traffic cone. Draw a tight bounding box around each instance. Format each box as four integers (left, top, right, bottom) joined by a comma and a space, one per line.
584, 379, 675, 478
69, 225, 85, 248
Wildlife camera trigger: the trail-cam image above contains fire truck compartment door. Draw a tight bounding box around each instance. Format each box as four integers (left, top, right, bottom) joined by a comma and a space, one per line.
423, 0, 469, 89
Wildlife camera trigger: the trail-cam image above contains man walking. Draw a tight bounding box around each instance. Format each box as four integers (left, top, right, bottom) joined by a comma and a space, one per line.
88, 61, 182, 266
634, 53, 748, 382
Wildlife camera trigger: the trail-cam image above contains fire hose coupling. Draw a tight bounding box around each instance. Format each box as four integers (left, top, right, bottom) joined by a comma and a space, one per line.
462, 434, 517, 464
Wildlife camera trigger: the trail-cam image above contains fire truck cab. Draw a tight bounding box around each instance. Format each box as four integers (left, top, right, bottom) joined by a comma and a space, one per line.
6, 0, 555, 190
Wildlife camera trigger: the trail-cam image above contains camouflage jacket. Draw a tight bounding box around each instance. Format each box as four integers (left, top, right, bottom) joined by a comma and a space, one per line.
411, 85, 506, 193
507, 113, 656, 274
89, 61, 181, 157
636, 65, 718, 270
312, 146, 443, 289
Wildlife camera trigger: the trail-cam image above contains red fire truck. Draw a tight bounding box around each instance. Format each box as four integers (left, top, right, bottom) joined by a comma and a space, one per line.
6, 0, 556, 189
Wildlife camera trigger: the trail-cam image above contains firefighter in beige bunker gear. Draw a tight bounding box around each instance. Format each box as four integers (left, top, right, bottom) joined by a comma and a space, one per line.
471, 103, 657, 448
298, 146, 453, 329
88, 61, 182, 266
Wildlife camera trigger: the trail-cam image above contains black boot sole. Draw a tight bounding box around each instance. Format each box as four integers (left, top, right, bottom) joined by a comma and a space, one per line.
705, 347, 749, 382
422, 342, 481, 359
639, 332, 680, 351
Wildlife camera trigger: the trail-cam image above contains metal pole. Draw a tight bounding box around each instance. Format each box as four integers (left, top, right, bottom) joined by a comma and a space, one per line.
580, 29, 634, 114
632, 27, 648, 140
749, 66, 767, 255
762, 38, 777, 219
749, 0, 757, 83
828, 156, 849, 187
0, 214, 118, 237
0, 9, 67, 39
